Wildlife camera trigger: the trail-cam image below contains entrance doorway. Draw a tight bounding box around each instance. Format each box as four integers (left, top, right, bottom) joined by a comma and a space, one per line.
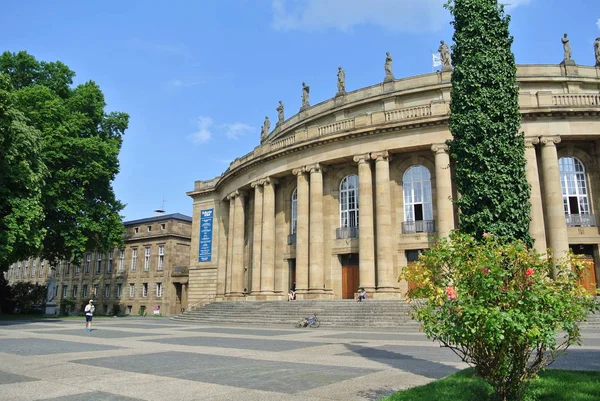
406, 250, 424, 293
288, 259, 296, 291
570, 245, 597, 295
341, 254, 359, 299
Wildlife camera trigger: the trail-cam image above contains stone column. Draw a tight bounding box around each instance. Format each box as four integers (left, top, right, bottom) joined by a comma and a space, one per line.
432, 144, 454, 238
524, 137, 547, 255
353, 154, 375, 292
216, 202, 228, 297
250, 181, 263, 295
308, 164, 325, 293
225, 193, 236, 296
231, 190, 246, 296
371, 151, 396, 291
540, 136, 569, 270
293, 168, 309, 294
261, 177, 277, 294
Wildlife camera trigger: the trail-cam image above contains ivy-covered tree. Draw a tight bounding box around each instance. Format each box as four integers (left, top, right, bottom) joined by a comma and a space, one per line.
0, 73, 46, 272
0, 51, 128, 267
447, 0, 532, 245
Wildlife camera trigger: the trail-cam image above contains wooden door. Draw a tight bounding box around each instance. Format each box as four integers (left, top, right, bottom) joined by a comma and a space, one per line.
342, 265, 359, 299
579, 258, 597, 295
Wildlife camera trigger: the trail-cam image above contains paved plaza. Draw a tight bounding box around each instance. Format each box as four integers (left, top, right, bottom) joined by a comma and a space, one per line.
1, 318, 599, 400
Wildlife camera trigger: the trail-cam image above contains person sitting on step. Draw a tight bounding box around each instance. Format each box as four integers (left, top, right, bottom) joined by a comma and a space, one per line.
356, 288, 367, 302
288, 288, 296, 301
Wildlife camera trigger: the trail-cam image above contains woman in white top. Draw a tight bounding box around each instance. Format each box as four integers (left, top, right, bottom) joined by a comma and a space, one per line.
84, 300, 95, 332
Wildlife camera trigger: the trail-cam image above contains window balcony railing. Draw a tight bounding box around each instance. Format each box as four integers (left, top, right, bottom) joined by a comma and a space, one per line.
565, 213, 596, 227
402, 220, 436, 234
336, 226, 359, 239
287, 234, 296, 245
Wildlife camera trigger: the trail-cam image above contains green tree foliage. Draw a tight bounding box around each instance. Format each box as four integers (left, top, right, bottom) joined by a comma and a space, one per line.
8, 281, 47, 313
400, 233, 598, 401
0, 73, 46, 270
446, 0, 532, 244
0, 51, 128, 267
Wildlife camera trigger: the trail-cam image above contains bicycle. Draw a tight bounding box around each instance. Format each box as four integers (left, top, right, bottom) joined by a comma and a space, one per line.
295, 313, 320, 328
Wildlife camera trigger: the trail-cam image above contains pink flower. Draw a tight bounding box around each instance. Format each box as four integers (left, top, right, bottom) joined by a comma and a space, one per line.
481, 267, 490, 275
483, 232, 491, 238
525, 268, 534, 276
446, 286, 457, 300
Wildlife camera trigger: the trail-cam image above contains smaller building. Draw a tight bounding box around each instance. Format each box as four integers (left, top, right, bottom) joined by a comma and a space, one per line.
4, 213, 192, 316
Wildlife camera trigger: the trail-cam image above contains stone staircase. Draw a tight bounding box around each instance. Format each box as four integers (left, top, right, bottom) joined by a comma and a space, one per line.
172, 299, 600, 329
172, 300, 421, 329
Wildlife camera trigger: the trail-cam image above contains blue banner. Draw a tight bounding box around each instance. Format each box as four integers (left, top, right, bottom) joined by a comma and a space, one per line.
198, 208, 214, 262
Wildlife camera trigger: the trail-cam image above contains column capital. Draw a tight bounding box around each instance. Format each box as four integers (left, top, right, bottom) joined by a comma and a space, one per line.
306, 163, 326, 174
264, 176, 279, 186
250, 180, 263, 189
525, 136, 541, 146
226, 190, 240, 200
540, 136, 561, 147
353, 153, 371, 164
292, 167, 306, 176
431, 143, 449, 154
371, 151, 390, 162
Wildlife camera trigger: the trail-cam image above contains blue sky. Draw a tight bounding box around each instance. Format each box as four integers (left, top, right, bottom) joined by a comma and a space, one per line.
1, 0, 599, 220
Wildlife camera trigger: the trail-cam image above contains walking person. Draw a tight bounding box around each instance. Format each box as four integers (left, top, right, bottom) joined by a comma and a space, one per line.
84, 300, 95, 332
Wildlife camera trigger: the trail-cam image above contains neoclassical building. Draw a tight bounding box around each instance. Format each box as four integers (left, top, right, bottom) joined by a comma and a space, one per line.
187, 64, 600, 303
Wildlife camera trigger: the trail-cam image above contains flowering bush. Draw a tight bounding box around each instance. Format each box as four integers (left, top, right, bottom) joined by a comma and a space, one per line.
400, 232, 598, 401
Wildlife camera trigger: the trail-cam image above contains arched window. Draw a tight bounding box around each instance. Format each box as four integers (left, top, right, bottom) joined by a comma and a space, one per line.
291, 188, 297, 235
403, 165, 434, 233
338, 175, 359, 238
559, 157, 592, 226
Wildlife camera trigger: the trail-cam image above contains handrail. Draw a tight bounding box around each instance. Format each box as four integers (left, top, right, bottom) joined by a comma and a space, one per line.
185, 294, 216, 313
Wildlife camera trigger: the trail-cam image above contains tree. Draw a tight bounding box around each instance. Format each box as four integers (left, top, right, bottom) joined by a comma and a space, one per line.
0, 73, 46, 271
0, 51, 128, 267
447, 0, 532, 245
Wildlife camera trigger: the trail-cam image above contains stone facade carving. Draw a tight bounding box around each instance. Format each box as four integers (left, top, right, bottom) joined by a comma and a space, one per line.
384, 52, 394, 82
561, 33, 573, 63
301, 82, 310, 110
276, 101, 284, 125
261, 116, 270, 141
337, 66, 346, 94
439, 40, 451, 71
595, 37, 600, 67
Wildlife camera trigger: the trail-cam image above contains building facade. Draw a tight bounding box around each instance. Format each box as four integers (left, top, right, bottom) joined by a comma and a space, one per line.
187, 64, 600, 304
5, 213, 192, 316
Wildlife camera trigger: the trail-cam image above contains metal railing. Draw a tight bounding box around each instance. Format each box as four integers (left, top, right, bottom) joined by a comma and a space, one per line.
566, 213, 597, 227
336, 226, 359, 239
287, 234, 296, 245
401, 220, 436, 234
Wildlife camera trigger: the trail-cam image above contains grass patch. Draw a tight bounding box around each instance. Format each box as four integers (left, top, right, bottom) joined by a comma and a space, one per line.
381, 368, 600, 401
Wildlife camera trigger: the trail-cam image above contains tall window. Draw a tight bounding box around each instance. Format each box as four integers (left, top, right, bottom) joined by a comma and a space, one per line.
104, 284, 111, 298
17, 262, 21, 278
129, 283, 135, 297
32, 260, 37, 277
24, 261, 29, 277
8, 267, 13, 279
403, 165, 433, 222
39, 260, 44, 277
93, 284, 99, 297
117, 283, 123, 298
82, 285, 88, 297
339, 175, 359, 228
559, 157, 590, 216
96, 253, 102, 274
144, 247, 151, 271
85, 253, 91, 273
107, 252, 113, 273
291, 188, 298, 234
57, 261, 62, 276
156, 282, 163, 297
158, 245, 165, 270
118, 249, 125, 273
72, 285, 78, 298
62, 285, 68, 298
131, 249, 137, 272
142, 283, 148, 297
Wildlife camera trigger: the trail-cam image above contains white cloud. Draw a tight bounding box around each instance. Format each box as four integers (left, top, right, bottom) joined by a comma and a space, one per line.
597, 18, 600, 30
170, 79, 205, 88
188, 116, 213, 144
272, 0, 533, 32
187, 118, 255, 145
222, 123, 254, 140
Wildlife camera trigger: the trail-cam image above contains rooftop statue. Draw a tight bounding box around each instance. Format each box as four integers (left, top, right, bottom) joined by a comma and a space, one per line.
562, 33, 572, 62
301, 82, 310, 109
439, 40, 451, 70
384, 52, 394, 82
261, 116, 270, 141
337, 66, 346, 94
276, 100, 284, 125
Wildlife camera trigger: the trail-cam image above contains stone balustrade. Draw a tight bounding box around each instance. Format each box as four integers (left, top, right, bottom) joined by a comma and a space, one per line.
385, 104, 432, 122
271, 135, 296, 150
553, 94, 600, 107
318, 119, 355, 136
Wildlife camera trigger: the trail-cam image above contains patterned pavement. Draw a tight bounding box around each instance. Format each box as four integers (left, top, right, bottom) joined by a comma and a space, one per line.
0, 317, 597, 400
